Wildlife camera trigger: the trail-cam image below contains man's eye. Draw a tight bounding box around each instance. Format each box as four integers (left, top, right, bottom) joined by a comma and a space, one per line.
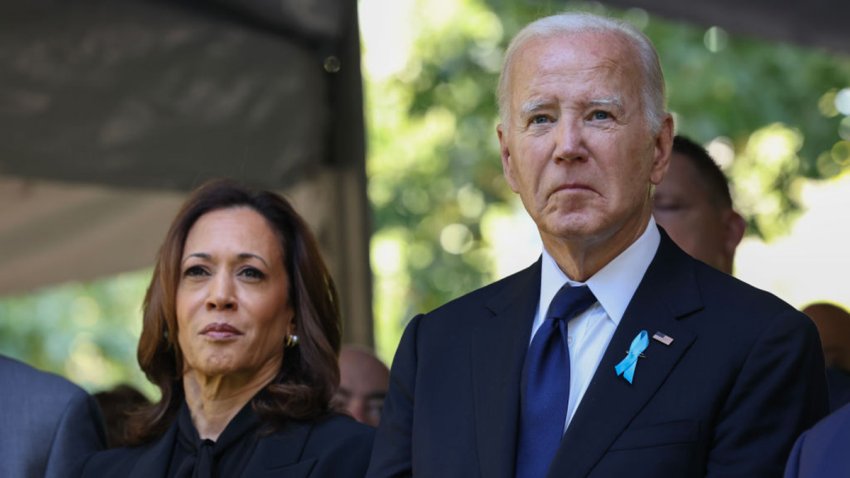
530, 115, 552, 125
184, 265, 209, 277
590, 110, 611, 121
240, 267, 266, 280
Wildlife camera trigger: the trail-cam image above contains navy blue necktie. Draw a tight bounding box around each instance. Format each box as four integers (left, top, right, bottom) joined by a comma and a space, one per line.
516, 284, 597, 478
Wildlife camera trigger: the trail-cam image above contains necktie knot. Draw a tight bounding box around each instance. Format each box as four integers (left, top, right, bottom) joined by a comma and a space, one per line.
546, 284, 596, 323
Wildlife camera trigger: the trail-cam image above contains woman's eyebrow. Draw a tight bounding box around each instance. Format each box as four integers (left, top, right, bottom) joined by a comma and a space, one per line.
181, 252, 269, 268
182, 252, 211, 264
237, 252, 269, 268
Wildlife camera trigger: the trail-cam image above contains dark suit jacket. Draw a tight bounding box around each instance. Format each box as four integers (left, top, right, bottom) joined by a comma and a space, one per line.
82, 412, 374, 478
0, 355, 105, 478
784, 402, 850, 478
367, 231, 828, 478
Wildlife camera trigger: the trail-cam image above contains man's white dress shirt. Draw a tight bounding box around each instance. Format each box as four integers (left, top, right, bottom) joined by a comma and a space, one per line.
530, 217, 660, 432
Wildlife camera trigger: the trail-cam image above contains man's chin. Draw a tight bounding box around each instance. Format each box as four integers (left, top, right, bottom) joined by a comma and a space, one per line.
538, 218, 601, 243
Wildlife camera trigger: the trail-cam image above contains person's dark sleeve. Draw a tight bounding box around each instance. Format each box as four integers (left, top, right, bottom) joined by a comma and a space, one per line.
43, 388, 106, 478
783, 429, 806, 478
365, 314, 423, 478
706, 308, 828, 477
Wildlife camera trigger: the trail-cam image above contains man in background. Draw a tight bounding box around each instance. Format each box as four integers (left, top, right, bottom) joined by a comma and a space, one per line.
93, 383, 151, 448
653, 135, 745, 274
803, 302, 850, 412
335, 345, 390, 427
0, 354, 105, 477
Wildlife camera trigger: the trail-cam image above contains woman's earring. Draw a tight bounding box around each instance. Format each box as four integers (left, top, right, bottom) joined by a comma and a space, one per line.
285, 334, 300, 348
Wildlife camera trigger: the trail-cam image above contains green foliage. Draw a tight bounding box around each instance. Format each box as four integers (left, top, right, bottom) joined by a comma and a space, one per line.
366, 0, 850, 361
0, 269, 155, 397
645, 16, 850, 238
3, 0, 849, 378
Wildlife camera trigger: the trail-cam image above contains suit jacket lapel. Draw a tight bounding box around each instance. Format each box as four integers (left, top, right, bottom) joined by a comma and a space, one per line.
550, 234, 702, 478
240, 420, 314, 478
472, 260, 541, 478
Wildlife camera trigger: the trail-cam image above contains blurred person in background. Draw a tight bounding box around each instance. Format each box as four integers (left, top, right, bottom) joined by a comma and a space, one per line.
82, 180, 373, 477
93, 383, 152, 448
653, 135, 745, 275
0, 354, 105, 478
333, 345, 389, 427
803, 302, 850, 412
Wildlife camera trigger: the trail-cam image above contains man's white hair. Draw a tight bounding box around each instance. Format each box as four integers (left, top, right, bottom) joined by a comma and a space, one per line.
497, 12, 667, 134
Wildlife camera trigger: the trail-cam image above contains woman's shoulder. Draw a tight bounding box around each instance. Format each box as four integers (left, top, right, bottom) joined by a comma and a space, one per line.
306, 414, 375, 477
283, 412, 375, 450
259, 412, 374, 451
257, 413, 374, 477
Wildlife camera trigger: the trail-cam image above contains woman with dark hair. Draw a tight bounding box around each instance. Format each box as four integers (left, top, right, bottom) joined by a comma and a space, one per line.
82, 179, 373, 477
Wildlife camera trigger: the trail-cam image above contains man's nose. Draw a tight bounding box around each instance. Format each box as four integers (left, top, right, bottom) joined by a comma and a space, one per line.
347, 398, 368, 423
553, 117, 586, 162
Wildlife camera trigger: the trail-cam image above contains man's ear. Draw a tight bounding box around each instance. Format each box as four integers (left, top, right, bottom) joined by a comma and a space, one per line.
649, 115, 674, 186
497, 123, 519, 193
723, 210, 746, 257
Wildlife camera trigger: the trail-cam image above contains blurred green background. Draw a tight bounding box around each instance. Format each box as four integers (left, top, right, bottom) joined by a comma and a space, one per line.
2, 0, 849, 397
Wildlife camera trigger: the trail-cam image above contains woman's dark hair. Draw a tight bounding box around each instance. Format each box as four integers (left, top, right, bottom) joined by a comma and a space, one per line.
127, 179, 341, 444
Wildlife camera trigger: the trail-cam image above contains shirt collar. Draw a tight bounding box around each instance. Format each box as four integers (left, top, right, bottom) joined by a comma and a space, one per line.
540, 217, 660, 326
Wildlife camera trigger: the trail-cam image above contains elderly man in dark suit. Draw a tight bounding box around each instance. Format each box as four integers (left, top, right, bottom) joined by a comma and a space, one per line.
0, 354, 105, 478
366, 11, 827, 478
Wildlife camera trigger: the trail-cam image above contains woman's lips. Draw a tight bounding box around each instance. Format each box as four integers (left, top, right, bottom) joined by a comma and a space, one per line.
199, 323, 243, 339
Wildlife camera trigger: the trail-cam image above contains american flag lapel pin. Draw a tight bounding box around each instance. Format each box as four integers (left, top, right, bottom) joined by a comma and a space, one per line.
652, 331, 674, 346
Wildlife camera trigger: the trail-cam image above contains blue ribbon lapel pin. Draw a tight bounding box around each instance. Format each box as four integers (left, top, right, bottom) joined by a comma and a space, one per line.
615, 330, 649, 384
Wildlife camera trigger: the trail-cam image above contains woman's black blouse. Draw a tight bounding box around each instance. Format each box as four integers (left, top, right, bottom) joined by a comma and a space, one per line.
167, 400, 260, 478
